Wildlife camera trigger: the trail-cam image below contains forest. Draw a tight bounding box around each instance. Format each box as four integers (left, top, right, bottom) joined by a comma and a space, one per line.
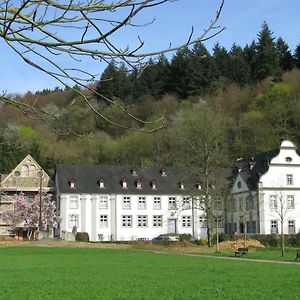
1, 22, 300, 176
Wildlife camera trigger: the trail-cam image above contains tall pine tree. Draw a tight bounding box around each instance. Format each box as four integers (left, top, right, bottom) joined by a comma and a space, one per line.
252, 22, 280, 82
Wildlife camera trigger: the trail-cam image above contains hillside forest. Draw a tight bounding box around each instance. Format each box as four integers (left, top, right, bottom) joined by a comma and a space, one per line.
1, 22, 300, 176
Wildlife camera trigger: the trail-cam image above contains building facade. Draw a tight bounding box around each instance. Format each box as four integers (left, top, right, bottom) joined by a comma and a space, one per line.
55, 165, 209, 242
227, 140, 300, 236
0, 155, 54, 237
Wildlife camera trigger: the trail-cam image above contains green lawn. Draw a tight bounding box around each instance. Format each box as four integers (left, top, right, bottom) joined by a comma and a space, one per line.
0, 247, 299, 299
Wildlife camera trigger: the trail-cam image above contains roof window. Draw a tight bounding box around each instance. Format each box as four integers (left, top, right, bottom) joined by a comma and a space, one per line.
68, 178, 75, 189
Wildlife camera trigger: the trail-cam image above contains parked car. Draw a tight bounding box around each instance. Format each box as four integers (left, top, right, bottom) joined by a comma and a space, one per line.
151, 234, 180, 244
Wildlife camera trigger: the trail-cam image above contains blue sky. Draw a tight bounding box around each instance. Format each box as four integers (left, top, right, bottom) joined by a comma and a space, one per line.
1, 0, 300, 94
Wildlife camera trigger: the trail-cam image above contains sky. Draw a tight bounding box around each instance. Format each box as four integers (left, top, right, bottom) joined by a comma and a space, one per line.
1, 0, 300, 94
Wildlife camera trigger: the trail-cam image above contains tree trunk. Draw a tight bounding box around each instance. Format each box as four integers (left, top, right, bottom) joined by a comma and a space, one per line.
216, 218, 220, 252
281, 219, 284, 257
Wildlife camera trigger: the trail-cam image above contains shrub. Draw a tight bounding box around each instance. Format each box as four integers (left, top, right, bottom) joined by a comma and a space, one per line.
211, 232, 230, 245
179, 234, 192, 242
75, 232, 89, 242
252, 235, 278, 247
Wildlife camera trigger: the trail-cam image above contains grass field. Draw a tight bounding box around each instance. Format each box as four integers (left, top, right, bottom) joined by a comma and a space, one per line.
0, 247, 300, 299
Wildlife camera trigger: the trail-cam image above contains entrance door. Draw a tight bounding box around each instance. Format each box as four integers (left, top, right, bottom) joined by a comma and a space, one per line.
167, 219, 177, 234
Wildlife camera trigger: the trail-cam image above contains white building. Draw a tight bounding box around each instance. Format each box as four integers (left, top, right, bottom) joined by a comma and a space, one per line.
227, 140, 300, 236
55, 165, 209, 242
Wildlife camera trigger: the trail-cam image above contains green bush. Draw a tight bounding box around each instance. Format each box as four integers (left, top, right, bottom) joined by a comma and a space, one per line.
253, 235, 278, 247
211, 232, 230, 245
75, 232, 89, 242
179, 234, 192, 242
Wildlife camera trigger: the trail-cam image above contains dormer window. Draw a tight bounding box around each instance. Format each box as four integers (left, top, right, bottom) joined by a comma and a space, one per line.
151, 180, 157, 190
99, 178, 105, 189
131, 168, 137, 176
179, 182, 185, 190
136, 179, 142, 189
69, 178, 75, 189
160, 168, 167, 176
121, 178, 128, 189
196, 183, 202, 190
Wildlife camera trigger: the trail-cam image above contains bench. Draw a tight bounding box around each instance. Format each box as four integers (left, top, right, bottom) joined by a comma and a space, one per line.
234, 247, 249, 257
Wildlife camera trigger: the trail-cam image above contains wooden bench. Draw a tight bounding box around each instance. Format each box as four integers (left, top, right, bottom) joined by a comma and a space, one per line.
234, 247, 249, 257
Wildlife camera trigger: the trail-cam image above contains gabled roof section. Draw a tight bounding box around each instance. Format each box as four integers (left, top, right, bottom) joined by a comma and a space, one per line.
231, 173, 249, 194
0, 154, 53, 191
232, 148, 280, 190
55, 165, 215, 195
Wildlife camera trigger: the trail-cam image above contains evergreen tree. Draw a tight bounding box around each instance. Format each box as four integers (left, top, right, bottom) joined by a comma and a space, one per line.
185, 41, 218, 96
95, 62, 130, 103
276, 37, 294, 71
294, 42, 300, 69
212, 43, 231, 79
133, 55, 169, 99
228, 44, 251, 85
168, 47, 192, 98
243, 41, 257, 81
252, 22, 281, 81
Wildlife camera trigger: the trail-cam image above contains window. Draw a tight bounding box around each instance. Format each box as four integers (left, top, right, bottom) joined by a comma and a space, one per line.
153, 197, 161, 210
270, 220, 278, 234
287, 174, 293, 185
168, 197, 176, 209
136, 179, 142, 189
99, 178, 105, 188
122, 196, 131, 209
199, 216, 207, 228
137, 215, 147, 227
99, 215, 108, 228
239, 198, 243, 211
153, 215, 162, 227
215, 217, 223, 228
182, 216, 191, 228
269, 195, 277, 210
68, 178, 75, 188
287, 195, 295, 209
122, 215, 132, 227
69, 195, 78, 209
182, 197, 191, 210
138, 197, 146, 209
68, 214, 79, 228
99, 196, 108, 209
286, 157, 292, 162
151, 180, 157, 190
121, 178, 128, 189
288, 220, 295, 234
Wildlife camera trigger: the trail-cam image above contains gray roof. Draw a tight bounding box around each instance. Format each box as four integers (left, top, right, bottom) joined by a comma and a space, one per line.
56, 165, 204, 195
233, 148, 280, 189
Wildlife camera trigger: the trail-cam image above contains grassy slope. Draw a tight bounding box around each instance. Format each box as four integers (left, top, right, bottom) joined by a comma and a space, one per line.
0, 247, 299, 299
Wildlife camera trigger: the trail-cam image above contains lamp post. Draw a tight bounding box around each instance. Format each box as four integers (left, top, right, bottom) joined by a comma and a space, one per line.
37, 170, 43, 232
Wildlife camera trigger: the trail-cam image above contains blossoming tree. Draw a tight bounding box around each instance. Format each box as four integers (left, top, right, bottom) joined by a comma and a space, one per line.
2, 192, 57, 240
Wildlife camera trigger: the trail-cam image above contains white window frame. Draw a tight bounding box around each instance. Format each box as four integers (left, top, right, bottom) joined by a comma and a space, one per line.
153, 215, 162, 227
137, 215, 148, 227
138, 197, 146, 210
153, 197, 161, 210
69, 195, 79, 209
270, 220, 278, 234
122, 215, 132, 227
99, 215, 108, 228
168, 197, 177, 210
269, 195, 277, 210
199, 216, 207, 228
287, 195, 295, 209
122, 196, 131, 210
99, 195, 108, 209
68, 214, 79, 228
287, 174, 293, 185
182, 216, 191, 228
182, 197, 191, 210
288, 220, 295, 234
